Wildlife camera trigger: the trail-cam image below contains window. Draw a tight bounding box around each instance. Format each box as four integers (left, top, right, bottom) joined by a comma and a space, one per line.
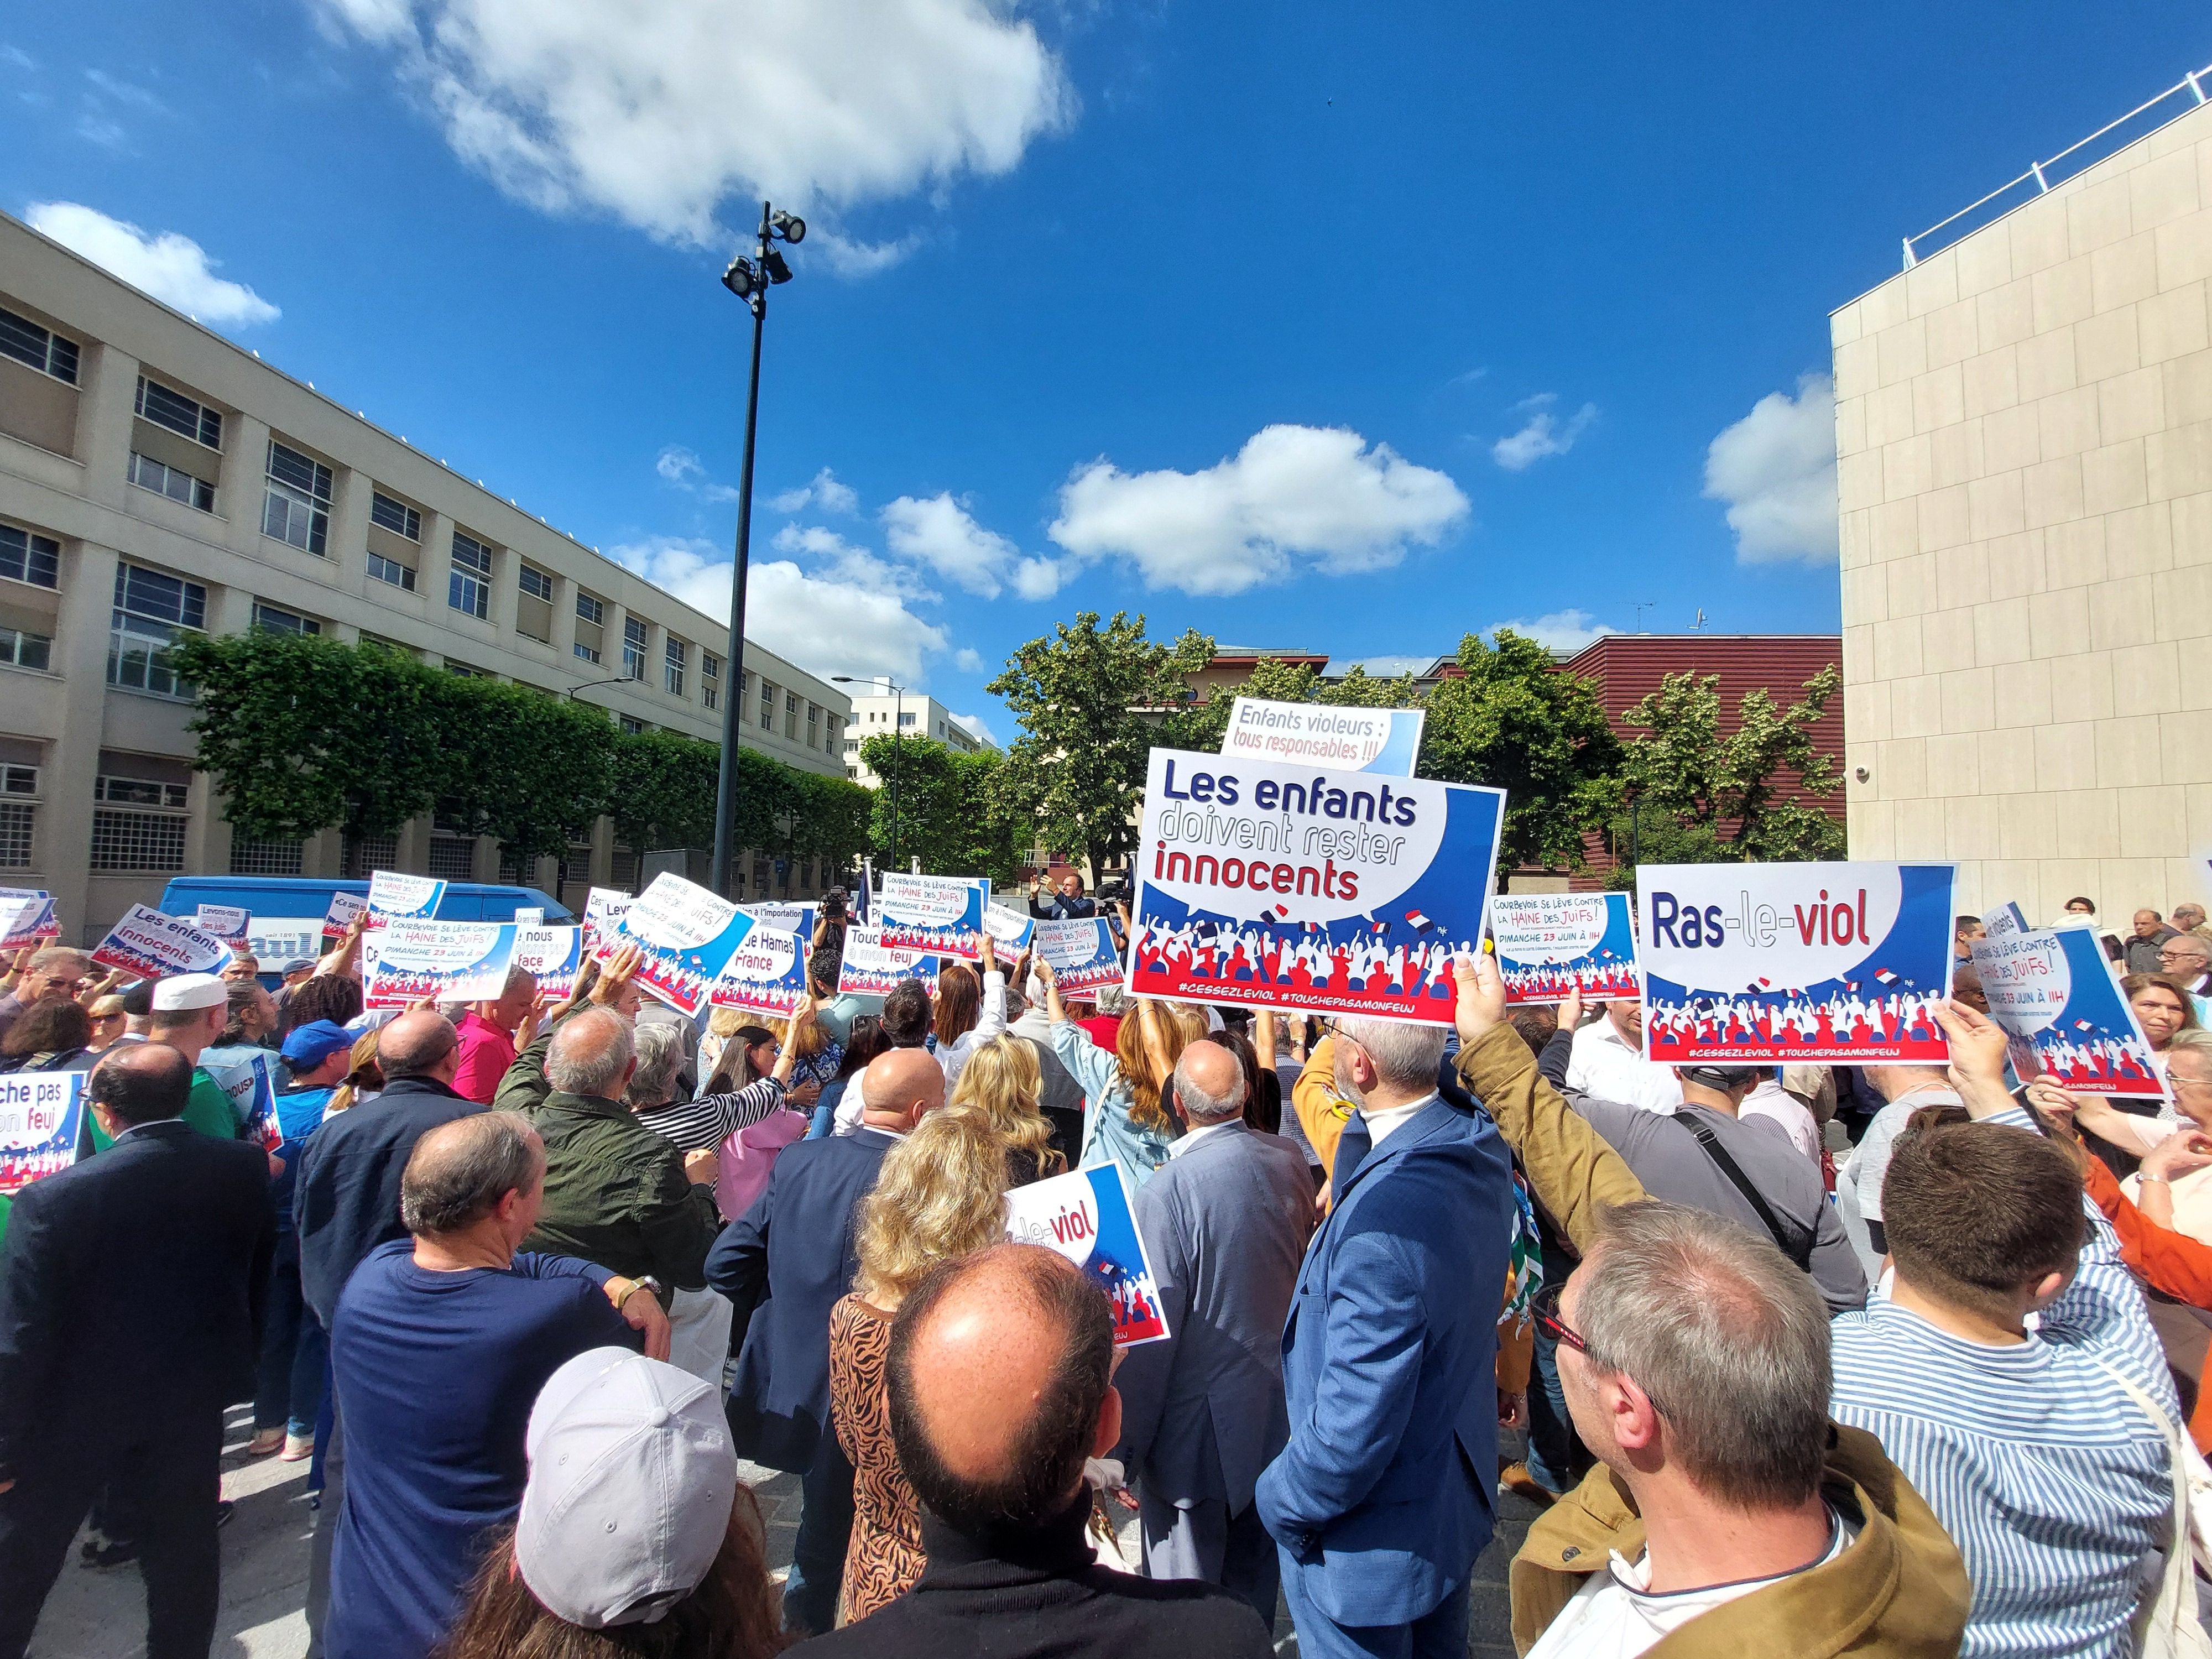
445, 661, 484, 677
577, 592, 604, 625
367, 550, 416, 591
898, 711, 916, 727
517, 564, 555, 603
785, 692, 799, 739
515, 562, 555, 644
826, 714, 842, 750
702, 653, 721, 710
0, 306, 77, 384
427, 836, 476, 880
573, 640, 600, 664
759, 679, 776, 729
0, 804, 30, 868
449, 531, 492, 619
134, 375, 221, 448
623, 616, 648, 681
263, 441, 332, 554
229, 837, 303, 875
128, 451, 216, 512
574, 591, 604, 664
108, 562, 205, 698
664, 637, 686, 696
806, 703, 819, 748
0, 524, 60, 589
91, 771, 189, 872
370, 492, 421, 540
619, 716, 644, 735
96, 774, 190, 809
0, 628, 47, 672
1, 766, 35, 796
252, 601, 320, 637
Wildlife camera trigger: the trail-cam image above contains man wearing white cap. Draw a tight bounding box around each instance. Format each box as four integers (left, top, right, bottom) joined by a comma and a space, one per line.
84, 974, 247, 1151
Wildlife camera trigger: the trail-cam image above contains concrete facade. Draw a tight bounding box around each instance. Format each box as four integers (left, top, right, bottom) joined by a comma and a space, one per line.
841, 691, 988, 786
1834, 98, 2212, 922
0, 210, 850, 938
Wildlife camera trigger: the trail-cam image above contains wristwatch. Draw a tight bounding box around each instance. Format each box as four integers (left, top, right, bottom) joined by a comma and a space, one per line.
614, 1275, 664, 1311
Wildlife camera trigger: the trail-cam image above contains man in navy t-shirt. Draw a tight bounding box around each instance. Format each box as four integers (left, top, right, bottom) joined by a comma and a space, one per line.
326, 1111, 671, 1659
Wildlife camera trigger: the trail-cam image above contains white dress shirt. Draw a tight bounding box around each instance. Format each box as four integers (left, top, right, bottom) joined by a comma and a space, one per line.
1567, 1019, 1683, 1115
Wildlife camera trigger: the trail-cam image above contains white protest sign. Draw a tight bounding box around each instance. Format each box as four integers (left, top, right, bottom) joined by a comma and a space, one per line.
1033, 917, 1121, 995
194, 904, 253, 945
581, 888, 633, 954
606, 874, 757, 1017
707, 926, 809, 1019
982, 902, 1036, 953
91, 905, 234, 981
366, 871, 447, 927
1003, 1165, 1170, 1348
1, 1071, 86, 1196
1488, 891, 1641, 1005
1973, 926, 2165, 1099
514, 926, 583, 1000
836, 925, 941, 997
0, 889, 61, 948
364, 918, 518, 1009
513, 906, 545, 928
877, 874, 992, 960
1220, 697, 1425, 776
322, 890, 368, 938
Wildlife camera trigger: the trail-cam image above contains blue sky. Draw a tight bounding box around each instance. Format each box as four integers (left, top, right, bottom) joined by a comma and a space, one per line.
3, 1, 2206, 744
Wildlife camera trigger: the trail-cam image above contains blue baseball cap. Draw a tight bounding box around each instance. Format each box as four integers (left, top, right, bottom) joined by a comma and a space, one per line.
281, 1020, 354, 1070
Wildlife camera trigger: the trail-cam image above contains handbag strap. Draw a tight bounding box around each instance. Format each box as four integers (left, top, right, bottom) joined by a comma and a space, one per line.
2083, 1352, 2209, 1657
1672, 1113, 1814, 1271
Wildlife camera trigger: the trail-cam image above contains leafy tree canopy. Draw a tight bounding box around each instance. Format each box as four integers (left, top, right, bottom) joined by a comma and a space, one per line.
858, 735, 1025, 883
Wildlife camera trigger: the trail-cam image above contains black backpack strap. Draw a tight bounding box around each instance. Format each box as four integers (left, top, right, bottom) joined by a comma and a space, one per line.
1673, 1113, 1815, 1271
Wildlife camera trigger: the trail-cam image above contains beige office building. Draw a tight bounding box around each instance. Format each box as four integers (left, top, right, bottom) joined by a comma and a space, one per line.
1834, 80, 2212, 924
841, 691, 990, 786
0, 210, 851, 942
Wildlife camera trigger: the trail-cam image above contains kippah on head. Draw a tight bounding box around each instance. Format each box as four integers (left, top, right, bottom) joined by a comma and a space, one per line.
150, 972, 227, 1014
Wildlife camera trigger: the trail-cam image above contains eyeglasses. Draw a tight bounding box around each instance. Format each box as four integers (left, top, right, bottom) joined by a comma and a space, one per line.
1532, 1286, 1587, 1355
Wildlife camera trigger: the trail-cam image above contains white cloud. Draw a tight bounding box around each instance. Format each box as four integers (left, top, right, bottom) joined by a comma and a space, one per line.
84, 69, 161, 111
1485, 608, 1618, 655
813, 228, 926, 277
25, 202, 279, 325
1491, 394, 1597, 471
655, 444, 739, 503
1046, 424, 1468, 597
953, 647, 984, 673
1704, 373, 1839, 565
316, 0, 1072, 246
881, 492, 1049, 599
1, 45, 36, 71
769, 466, 858, 516
610, 534, 945, 685
949, 711, 999, 747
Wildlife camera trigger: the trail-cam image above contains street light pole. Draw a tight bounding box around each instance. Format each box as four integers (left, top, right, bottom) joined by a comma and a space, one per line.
833, 674, 904, 877
711, 201, 804, 899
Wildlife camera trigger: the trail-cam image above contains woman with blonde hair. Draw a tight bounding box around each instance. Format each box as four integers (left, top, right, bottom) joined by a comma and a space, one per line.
325, 1029, 385, 1114
1037, 961, 1190, 1190
827, 1111, 1010, 1619
947, 1033, 1064, 1186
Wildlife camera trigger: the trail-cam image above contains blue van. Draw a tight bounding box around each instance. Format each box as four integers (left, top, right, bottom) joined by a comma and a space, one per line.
156, 876, 573, 979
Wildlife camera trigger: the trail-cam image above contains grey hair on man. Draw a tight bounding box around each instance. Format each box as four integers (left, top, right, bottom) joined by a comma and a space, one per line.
1333, 1015, 1447, 1092
1172, 1041, 1247, 1126
624, 1019, 688, 1112
1574, 1200, 1832, 1509
546, 1006, 635, 1100
400, 1111, 543, 1235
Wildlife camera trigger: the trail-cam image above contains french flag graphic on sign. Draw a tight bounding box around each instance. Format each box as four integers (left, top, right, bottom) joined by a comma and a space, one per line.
1874, 969, 1900, 986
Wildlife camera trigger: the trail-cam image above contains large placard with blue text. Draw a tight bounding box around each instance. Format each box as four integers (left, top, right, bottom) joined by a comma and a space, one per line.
1972, 925, 2165, 1099
1638, 862, 1957, 1064
1, 1071, 85, 1197
1489, 891, 1641, 1005
877, 874, 993, 960
1125, 747, 1505, 1025
604, 874, 758, 1017
365, 919, 519, 1010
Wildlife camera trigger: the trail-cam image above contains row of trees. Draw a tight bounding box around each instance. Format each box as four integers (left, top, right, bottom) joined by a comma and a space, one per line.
170, 630, 872, 878
971, 611, 1843, 884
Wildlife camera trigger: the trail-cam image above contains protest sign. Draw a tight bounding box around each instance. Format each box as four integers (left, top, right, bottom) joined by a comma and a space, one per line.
606, 874, 757, 1017
364, 918, 518, 1009
0, 889, 61, 948
1034, 917, 1123, 996
1637, 861, 1957, 1065
1124, 747, 1505, 1025
322, 890, 368, 938
514, 926, 582, 1000
1982, 901, 2030, 940
0, 1071, 86, 1197
1220, 696, 1425, 777
92, 904, 234, 981
877, 874, 993, 959
744, 902, 816, 940
1972, 926, 2166, 1098
194, 904, 252, 946
982, 902, 1035, 953
1489, 891, 1640, 1005
366, 871, 447, 927
1003, 1164, 1169, 1348
707, 926, 810, 1019
513, 906, 545, 928
580, 887, 633, 954
207, 1051, 280, 1149
836, 925, 941, 997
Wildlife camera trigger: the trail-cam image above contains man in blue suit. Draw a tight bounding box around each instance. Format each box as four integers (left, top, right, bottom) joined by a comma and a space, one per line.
1255, 1007, 1514, 1658
707, 1046, 944, 1635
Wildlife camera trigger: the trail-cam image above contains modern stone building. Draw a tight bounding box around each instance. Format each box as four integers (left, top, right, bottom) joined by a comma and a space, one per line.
841, 690, 990, 786
0, 209, 850, 940
1834, 79, 2212, 922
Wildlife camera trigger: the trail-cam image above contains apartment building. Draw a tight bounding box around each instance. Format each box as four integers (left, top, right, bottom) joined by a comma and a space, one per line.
842, 691, 990, 786
0, 210, 849, 940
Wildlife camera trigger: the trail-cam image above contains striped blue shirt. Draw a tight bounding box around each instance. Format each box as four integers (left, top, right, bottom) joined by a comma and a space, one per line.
1830, 1111, 2177, 1657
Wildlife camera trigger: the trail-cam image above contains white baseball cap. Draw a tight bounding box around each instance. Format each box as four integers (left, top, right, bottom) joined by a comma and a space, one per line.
515, 1349, 738, 1629
149, 973, 227, 1013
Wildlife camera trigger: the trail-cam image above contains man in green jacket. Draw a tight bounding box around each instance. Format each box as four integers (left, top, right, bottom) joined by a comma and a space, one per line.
514, 999, 722, 1321
82, 974, 243, 1151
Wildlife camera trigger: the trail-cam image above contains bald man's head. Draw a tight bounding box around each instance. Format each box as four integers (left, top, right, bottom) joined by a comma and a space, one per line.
886, 1244, 1115, 1542
1173, 1039, 1247, 1126
860, 1046, 946, 1133
379, 1009, 460, 1079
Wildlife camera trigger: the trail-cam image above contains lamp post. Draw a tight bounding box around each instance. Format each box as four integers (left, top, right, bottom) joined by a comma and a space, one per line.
564, 674, 635, 702
710, 201, 805, 899
833, 675, 903, 875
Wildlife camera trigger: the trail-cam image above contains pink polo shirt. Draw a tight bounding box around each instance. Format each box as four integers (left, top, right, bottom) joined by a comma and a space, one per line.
451, 1010, 518, 1104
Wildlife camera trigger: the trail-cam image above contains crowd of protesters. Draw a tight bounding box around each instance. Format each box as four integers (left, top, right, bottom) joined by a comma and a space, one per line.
3, 886, 2212, 1659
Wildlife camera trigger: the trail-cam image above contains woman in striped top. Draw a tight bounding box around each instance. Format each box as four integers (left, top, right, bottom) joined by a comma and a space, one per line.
634, 995, 821, 1152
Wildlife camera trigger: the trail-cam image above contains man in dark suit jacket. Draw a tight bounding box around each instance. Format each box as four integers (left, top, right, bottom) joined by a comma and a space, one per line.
0, 1043, 275, 1659
291, 1009, 482, 1658
791, 1243, 1270, 1659
1115, 1041, 1314, 1629
1255, 1009, 1513, 1659
708, 1046, 943, 1636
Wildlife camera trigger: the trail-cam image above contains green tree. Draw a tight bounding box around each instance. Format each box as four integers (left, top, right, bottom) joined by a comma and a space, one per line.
604, 728, 724, 852
433, 677, 614, 867
1609, 664, 1845, 881
859, 736, 1025, 881
1418, 629, 1623, 871
988, 612, 1214, 871
787, 768, 874, 875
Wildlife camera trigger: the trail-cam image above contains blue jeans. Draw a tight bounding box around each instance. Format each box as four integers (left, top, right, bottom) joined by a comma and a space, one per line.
781, 1433, 856, 1636
1522, 1326, 1575, 1496
254, 1248, 327, 1437
1281, 1566, 1470, 1659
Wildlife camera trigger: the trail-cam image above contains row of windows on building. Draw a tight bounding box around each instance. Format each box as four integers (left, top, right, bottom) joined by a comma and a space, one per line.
0, 760, 192, 874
